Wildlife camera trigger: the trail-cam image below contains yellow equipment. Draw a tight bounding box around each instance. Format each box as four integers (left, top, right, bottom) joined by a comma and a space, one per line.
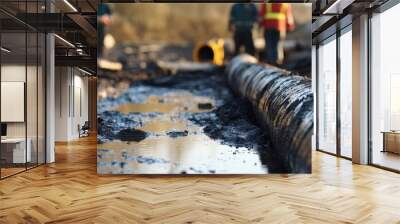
193, 39, 225, 66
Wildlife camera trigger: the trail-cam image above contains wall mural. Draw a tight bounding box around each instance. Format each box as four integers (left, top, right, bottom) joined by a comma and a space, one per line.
97, 3, 313, 174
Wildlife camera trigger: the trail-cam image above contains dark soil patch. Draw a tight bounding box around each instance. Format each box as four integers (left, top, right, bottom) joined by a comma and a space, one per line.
197, 103, 213, 110
117, 128, 148, 142
167, 130, 189, 138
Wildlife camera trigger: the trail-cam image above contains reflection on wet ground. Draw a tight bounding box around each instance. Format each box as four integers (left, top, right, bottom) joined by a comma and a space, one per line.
115, 93, 214, 114
98, 135, 267, 174
98, 90, 269, 174
97, 73, 285, 174
140, 118, 188, 133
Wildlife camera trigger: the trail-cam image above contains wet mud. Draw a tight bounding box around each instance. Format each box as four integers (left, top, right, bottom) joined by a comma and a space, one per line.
98, 71, 288, 174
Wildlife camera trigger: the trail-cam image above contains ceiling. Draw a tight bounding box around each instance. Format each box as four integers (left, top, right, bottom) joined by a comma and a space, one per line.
311, 0, 390, 42
0, 0, 99, 72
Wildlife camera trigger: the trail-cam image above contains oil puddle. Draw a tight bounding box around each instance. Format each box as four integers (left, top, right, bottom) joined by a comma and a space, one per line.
97, 135, 268, 174
115, 91, 214, 114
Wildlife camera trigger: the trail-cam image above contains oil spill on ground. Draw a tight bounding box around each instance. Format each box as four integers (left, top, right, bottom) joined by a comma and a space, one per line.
98, 71, 288, 174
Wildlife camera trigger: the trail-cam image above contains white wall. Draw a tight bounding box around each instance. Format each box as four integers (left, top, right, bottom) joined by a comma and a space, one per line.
55, 66, 69, 141
1, 65, 26, 139
72, 73, 89, 138
54, 67, 89, 141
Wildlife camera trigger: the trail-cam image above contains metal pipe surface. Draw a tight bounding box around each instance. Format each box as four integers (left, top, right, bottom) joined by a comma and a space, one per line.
225, 55, 313, 173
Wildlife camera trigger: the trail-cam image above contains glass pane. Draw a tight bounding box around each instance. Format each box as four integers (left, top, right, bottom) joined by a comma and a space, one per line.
371, 4, 400, 171
27, 31, 38, 169
26, 0, 39, 169
317, 37, 337, 154
312, 45, 317, 151
0, 1, 46, 178
339, 29, 352, 158
1, 30, 27, 177
38, 33, 45, 165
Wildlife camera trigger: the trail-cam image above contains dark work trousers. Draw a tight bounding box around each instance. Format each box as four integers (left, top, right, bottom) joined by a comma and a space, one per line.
98, 25, 105, 57
264, 29, 280, 64
234, 29, 255, 56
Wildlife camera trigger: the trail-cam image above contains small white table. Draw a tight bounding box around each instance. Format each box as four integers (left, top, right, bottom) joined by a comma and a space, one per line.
1, 138, 31, 163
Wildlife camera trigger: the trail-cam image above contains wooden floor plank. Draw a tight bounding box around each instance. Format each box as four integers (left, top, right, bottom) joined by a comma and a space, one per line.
0, 136, 399, 223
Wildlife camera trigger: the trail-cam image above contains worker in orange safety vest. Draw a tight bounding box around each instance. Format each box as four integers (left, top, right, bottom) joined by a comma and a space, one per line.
259, 3, 295, 65
229, 3, 258, 56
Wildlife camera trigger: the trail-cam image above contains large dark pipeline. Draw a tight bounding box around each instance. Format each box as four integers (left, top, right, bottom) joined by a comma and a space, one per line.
225, 55, 313, 173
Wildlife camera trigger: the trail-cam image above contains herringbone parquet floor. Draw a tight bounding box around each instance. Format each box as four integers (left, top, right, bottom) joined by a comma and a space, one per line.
1, 135, 400, 224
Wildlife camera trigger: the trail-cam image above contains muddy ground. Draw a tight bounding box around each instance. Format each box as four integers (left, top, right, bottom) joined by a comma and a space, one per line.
96, 40, 309, 174
97, 68, 289, 174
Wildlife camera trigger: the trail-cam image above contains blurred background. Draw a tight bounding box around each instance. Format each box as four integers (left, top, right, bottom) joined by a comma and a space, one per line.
100, 3, 312, 76
109, 4, 310, 44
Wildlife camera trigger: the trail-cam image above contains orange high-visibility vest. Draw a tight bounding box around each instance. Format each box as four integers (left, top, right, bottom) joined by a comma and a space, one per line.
259, 3, 295, 33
